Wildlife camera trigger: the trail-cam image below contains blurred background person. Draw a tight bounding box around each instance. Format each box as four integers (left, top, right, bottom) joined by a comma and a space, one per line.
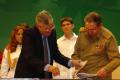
0, 23, 28, 78
0, 50, 3, 67
53, 17, 77, 79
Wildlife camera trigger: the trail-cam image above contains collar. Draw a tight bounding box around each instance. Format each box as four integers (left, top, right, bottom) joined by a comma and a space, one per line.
62, 33, 77, 41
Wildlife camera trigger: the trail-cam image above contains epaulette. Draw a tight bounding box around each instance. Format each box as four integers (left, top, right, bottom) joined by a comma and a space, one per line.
79, 27, 86, 32
101, 27, 112, 39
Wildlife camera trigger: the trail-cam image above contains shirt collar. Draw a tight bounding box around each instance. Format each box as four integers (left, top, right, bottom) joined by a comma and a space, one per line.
62, 33, 77, 41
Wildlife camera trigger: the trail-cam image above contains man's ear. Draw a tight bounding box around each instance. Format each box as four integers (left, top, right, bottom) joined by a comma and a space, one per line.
98, 23, 103, 27
98, 23, 102, 31
72, 24, 75, 29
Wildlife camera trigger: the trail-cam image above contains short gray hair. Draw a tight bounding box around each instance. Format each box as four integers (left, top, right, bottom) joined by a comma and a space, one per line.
35, 10, 54, 25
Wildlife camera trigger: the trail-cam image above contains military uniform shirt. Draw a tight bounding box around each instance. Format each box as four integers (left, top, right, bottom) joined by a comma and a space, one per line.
72, 27, 120, 80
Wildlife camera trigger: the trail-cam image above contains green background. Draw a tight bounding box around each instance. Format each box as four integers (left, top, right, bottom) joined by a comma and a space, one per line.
0, 0, 120, 51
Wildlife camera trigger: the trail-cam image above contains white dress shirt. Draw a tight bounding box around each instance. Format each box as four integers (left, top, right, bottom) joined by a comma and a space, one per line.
53, 33, 77, 79
0, 45, 22, 78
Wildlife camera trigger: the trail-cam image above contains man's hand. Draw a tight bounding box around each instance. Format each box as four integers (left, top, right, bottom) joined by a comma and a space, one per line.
71, 60, 81, 68
96, 68, 108, 79
48, 65, 60, 76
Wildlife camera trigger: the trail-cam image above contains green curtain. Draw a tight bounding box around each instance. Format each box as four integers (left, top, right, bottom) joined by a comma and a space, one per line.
0, 0, 120, 51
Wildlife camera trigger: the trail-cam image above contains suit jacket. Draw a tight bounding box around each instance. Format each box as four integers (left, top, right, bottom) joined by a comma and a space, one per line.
15, 26, 70, 78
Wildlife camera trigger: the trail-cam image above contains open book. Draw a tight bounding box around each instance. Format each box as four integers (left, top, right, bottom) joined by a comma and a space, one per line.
77, 73, 99, 79
73, 60, 88, 79
79, 60, 88, 70
73, 60, 100, 79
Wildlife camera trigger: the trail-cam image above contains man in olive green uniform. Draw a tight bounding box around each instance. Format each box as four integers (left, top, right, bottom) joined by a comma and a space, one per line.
72, 12, 120, 80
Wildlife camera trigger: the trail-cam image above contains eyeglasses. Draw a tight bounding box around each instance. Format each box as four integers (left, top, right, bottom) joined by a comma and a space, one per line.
44, 26, 54, 31
37, 21, 54, 31
86, 28, 97, 31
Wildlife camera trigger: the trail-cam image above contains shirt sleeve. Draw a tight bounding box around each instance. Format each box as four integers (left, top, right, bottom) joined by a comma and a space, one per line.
0, 48, 9, 77
103, 36, 120, 73
44, 64, 51, 71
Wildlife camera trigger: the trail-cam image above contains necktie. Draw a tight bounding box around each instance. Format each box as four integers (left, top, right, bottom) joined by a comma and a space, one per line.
43, 36, 50, 64
42, 36, 51, 78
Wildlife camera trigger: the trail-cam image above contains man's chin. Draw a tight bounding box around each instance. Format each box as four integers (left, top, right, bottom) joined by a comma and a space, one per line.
43, 33, 51, 37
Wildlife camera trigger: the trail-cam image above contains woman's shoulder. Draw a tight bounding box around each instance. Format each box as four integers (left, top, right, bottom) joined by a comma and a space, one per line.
6, 44, 11, 50
3, 44, 11, 54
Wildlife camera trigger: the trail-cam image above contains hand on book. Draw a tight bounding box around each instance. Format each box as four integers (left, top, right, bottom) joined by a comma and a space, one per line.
96, 68, 107, 79
75, 60, 88, 71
